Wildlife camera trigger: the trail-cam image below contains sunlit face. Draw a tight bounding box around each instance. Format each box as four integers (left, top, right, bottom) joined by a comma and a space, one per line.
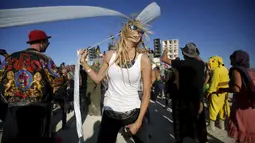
127, 24, 144, 44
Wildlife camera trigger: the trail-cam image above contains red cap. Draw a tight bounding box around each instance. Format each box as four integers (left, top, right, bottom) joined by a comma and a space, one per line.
27, 30, 51, 44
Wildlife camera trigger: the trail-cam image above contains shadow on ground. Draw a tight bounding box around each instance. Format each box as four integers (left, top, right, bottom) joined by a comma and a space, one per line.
54, 96, 233, 143
157, 97, 234, 143
53, 97, 89, 143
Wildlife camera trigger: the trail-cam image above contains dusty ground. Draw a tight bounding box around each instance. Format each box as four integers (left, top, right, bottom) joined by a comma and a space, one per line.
0, 97, 235, 143
56, 98, 235, 143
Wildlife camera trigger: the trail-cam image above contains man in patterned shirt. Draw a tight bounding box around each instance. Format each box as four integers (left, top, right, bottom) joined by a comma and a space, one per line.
0, 49, 9, 123
0, 30, 66, 143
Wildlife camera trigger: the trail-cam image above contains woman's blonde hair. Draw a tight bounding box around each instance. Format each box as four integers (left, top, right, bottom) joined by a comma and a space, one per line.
114, 20, 152, 68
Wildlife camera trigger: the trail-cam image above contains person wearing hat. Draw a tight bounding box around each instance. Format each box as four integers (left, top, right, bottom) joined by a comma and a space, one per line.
204, 56, 230, 131
0, 49, 9, 59
161, 42, 208, 143
0, 49, 9, 123
0, 30, 66, 143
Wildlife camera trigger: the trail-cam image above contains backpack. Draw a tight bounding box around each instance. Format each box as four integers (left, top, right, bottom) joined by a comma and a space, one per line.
230, 66, 255, 108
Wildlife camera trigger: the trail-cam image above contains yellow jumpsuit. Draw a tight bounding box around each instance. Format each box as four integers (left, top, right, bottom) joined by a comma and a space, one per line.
207, 56, 230, 121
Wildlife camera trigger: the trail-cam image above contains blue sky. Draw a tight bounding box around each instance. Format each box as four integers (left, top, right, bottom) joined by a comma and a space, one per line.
0, 0, 254, 68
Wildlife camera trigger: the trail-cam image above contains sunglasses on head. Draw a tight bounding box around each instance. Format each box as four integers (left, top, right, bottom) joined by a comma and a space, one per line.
129, 25, 144, 34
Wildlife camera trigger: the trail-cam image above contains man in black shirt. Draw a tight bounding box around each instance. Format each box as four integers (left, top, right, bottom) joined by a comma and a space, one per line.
161, 43, 207, 143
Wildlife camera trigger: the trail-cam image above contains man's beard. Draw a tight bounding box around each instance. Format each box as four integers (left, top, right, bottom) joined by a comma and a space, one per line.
41, 48, 46, 52
40, 43, 50, 52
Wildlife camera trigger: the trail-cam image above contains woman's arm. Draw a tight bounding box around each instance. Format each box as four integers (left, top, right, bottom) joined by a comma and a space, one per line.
151, 69, 156, 84
161, 49, 172, 65
67, 72, 71, 80
229, 70, 242, 93
230, 70, 242, 93
136, 54, 152, 126
218, 70, 242, 93
204, 70, 210, 87
80, 50, 114, 84
66, 73, 71, 88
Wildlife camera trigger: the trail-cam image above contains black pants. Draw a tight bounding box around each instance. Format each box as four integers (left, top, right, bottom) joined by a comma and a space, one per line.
0, 102, 8, 121
164, 93, 171, 108
172, 97, 208, 143
54, 97, 68, 129
97, 110, 148, 143
1, 104, 53, 143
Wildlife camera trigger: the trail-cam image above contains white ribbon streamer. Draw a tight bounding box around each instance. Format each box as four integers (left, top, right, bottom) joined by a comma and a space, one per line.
74, 51, 82, 139
135, 2, 161, 24
0, 6, 129, 28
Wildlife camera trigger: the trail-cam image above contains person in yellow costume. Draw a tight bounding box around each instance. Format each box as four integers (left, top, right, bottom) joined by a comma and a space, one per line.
204, 56, 230, 131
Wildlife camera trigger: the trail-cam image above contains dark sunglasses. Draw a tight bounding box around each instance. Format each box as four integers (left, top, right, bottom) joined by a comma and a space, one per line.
130, 25, 144, 34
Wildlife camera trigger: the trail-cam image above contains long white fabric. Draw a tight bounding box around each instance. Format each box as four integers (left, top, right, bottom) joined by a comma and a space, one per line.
0, 6, 129, 28
74, 52, 83, 140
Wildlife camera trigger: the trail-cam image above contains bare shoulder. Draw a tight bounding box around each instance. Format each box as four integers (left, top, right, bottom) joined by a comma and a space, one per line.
104, 50, 115, 63
231, 69, 241, 77
141, 54, 151, 67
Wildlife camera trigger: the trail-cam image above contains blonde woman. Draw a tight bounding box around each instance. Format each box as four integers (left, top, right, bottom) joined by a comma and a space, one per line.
79, 20, 152, 143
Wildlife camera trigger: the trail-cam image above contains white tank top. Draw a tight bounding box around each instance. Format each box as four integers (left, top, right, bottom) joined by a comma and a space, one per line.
138, 80, 143, 92
104, 52, 142, 112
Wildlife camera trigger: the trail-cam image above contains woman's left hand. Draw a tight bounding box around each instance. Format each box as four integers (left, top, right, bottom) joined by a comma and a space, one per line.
126, 121, 142, 135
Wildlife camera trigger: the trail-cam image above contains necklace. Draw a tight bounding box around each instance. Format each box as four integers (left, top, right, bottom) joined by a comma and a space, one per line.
119, 52, 137, 68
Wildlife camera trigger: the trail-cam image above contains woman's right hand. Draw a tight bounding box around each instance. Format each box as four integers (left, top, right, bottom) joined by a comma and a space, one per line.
78, 49, 88, 64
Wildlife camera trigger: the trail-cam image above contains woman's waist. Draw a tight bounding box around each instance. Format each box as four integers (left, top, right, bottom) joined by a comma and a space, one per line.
104, 94, 141, 111
106, 86, 139, 95
104, 91, 140, 101
103, 102, 141, 112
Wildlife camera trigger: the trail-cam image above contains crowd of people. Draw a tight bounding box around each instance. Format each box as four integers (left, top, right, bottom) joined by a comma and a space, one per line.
0, 19, 254, 143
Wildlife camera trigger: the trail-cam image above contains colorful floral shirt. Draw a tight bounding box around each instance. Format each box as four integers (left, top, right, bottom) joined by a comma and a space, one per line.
0, 48, 66, 106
